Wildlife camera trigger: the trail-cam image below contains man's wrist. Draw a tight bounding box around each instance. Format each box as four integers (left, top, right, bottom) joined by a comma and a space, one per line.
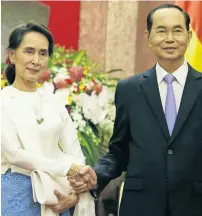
90, 184, 98, 199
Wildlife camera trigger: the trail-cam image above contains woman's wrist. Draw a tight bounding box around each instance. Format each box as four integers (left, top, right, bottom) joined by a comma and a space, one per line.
66, 163, 78, 177
69, 191, 79, 203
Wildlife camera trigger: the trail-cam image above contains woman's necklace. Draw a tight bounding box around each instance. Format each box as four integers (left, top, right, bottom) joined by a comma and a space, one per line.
36, 90, 44, 124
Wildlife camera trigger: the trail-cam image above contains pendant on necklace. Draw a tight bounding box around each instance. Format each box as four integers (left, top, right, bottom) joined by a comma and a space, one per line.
36, 118, 44, 124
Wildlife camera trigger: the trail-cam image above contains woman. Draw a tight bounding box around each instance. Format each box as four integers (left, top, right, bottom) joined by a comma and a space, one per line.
1, 21, 87, 216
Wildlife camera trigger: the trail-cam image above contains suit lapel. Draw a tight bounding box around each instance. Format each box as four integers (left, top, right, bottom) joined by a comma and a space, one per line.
169, 66, 202, 145
140, 67, 170, 141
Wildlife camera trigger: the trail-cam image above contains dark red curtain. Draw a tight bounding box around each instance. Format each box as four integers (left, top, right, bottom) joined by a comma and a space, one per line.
39, 1, 80, 50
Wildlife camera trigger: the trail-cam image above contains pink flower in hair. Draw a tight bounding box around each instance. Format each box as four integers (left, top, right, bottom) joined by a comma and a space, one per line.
6, 56, 11, 65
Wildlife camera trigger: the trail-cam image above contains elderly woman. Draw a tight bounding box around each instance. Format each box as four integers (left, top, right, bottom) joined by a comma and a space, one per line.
1, 21, 89, 216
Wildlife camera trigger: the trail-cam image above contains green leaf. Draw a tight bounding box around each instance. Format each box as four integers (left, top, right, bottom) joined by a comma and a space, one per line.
1, 63, 8, 72
78, 131, 93, 158
72, 51, 86, 66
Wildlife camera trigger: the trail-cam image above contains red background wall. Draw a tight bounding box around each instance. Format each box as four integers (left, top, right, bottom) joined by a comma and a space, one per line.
40, 1, 80, 50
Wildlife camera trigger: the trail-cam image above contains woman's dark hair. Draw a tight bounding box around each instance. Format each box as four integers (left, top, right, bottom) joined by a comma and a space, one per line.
6, 21, 54, 84
147, 4, 190, 33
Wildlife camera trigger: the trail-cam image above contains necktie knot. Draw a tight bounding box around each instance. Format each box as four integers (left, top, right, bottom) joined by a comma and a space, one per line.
164, 74, 175, 84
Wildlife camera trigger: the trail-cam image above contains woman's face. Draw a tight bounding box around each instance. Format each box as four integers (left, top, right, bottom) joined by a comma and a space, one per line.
9, 31, 49, 83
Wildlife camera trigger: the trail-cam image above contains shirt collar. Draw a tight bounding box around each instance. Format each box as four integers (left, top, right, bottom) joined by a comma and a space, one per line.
156, 61, 188, 87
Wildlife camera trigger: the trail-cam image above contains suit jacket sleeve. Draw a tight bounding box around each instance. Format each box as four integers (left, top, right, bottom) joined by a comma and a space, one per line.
93, 80, 131, 195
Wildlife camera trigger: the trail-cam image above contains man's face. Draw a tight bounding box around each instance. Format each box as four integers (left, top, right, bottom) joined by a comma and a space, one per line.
145, 8, 192, 62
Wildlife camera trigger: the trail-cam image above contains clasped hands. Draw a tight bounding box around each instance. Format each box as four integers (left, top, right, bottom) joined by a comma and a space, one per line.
47, 165, 97, 213
68, 165, 97, 194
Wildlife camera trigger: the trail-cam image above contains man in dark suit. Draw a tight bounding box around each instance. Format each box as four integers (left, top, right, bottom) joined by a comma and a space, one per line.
57, 4, 202, 216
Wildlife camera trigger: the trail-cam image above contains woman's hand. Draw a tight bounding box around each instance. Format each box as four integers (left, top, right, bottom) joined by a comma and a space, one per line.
46, 190, 79, 213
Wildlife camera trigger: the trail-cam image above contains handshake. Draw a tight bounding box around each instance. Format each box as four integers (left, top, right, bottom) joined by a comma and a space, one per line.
47, 164, 97, 213
67, 164, 98, 194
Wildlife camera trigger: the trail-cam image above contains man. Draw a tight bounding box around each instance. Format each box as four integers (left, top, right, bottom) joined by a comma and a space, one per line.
53, 4, 202, 216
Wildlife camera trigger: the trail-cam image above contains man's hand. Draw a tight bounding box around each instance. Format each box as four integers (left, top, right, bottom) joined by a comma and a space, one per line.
46, 190, 79, 213
68, 172, 88, 193
68, 165, 97, 194
67, 164, 88, 193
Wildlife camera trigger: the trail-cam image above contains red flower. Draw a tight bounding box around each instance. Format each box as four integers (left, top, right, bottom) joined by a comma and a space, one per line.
40, 70, 51, 83
54, 80, 66, 89
66, 59, 73, 64
69, 66, 84, 82
92, 80, 103, 95
66, 67, 71, 71
54, 78, 73, 89
65, 78, 73, 85
55, 62, 62, 66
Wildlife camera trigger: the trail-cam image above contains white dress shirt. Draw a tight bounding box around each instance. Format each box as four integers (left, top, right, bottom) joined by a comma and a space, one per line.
1, 86, 85, 177
156, 61, 188, 113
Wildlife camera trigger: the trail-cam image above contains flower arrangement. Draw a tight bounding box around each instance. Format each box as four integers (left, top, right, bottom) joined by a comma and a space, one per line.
1, 45, 121, 166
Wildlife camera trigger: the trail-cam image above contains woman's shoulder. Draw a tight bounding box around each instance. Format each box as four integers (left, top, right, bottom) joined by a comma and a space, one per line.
1, 86, 13, 95
1, 86, 15, 111
1, 86, 15, 101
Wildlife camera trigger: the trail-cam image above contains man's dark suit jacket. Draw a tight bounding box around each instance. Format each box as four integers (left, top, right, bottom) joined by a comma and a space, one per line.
94, 65, 202, 216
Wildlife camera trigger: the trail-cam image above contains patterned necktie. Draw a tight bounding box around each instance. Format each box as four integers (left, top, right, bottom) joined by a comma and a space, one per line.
164, 74, 177, 135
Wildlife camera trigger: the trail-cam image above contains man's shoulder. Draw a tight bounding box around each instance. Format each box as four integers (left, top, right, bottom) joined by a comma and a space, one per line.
188, 65, 202, 87
192, 67, 202, 77
118, 68, 153, 87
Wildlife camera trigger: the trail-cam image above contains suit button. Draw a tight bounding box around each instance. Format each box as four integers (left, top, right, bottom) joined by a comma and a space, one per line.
164, 178, 168, 182
168, 149, 173, 155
